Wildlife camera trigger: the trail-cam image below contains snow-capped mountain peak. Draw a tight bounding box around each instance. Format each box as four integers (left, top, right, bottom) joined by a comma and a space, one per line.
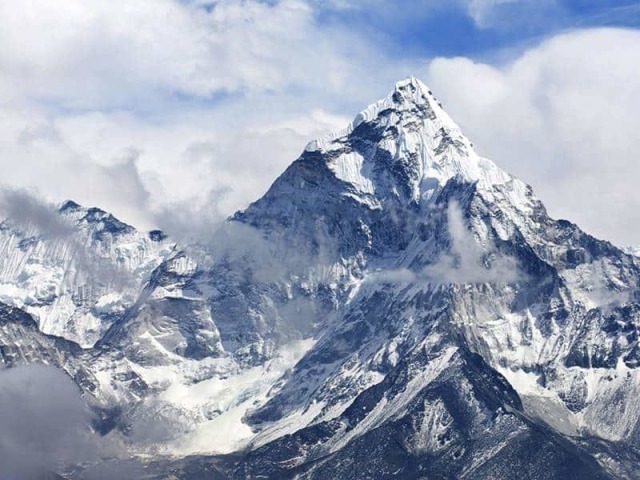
304, 76, 524, 211
59, 199, 137, 240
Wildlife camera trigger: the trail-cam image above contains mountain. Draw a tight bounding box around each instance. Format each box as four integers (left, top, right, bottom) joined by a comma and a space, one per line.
2, 77, 640, 479
0, 201, 174, 346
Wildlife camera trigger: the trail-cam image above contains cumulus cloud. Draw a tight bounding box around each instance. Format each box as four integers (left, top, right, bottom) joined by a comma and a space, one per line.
0, 90, 353, 232
0, 0, 364, 107
427, 28, 640, 247
0, 107, 153, 228
0, 0, 409, 110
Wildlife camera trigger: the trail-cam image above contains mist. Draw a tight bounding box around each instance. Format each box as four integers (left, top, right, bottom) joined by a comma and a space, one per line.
0, 188, 137, 289
370, 202, 523, 286
0, 365, 98, 478
0, 188, 74, 239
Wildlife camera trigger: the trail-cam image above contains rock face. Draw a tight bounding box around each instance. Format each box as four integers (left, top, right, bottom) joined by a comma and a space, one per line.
1, 78, 640, 479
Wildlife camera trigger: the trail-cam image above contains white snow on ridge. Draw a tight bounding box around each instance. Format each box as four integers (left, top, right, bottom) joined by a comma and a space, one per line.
0, 205, 174, 346
328, 151, 375, 196
307, 77, 532, 215
623, 245, 640, 257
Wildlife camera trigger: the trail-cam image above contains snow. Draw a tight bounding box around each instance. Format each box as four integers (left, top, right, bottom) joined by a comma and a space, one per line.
329, 345, 458, 453
562, 260, 632, 310
623, 245, 640, 257
130, 338, 316, 455
306, 77, 533, 220
0, 205, 174, 346
328, 151, 375, 195
497, 368, 545, 398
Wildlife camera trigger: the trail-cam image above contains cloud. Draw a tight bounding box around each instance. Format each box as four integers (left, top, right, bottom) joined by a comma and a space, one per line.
0, 365, 98, 478
0, 0, 401, 109
0, 107, 154, 229
314, 0, 560, 35
426, 28, 640, 247
78, 459, 149, 480
463, 0, 559, 30
151, 189, 230, 248
465, 0, 521, 27
371, 202, 523, 285
424, 202, 522, 283
0, 0, 413, 232
0, 98, 353, 236
0, 188, 74, 239
0, 1, 638, 255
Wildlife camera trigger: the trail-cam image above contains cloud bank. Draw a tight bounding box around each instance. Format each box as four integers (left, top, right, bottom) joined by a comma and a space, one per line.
427, 28, 640, 246
0, 0, 412, 231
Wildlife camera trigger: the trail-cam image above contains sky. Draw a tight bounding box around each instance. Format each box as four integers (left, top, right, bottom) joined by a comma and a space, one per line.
1, 0, 640, 246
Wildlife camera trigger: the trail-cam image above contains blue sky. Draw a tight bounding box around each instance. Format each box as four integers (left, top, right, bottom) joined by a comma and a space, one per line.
0, 0, 640, 246
314, 0, 640, 58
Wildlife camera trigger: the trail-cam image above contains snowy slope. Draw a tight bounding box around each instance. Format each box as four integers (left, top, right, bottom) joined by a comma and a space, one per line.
0, 201, 174, 346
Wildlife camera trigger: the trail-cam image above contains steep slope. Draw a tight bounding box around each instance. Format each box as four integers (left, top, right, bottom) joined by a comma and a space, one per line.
0, 301, 83, 371
0, 201, 174, 346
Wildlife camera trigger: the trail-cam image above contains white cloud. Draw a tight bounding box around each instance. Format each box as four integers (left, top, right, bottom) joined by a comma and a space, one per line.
0, 1, 638, 252
463, 0, 560, 30
465, 0, 520, 27
424, 202, 522, 283
0, 100, 352, 231
0, 0, 413, 231
0, 0, 411, 110
427, 28, 640, 247
0, 0, 349, 107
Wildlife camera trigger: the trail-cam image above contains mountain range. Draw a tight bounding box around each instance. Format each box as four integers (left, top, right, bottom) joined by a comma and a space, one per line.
1, 78, 639, 479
